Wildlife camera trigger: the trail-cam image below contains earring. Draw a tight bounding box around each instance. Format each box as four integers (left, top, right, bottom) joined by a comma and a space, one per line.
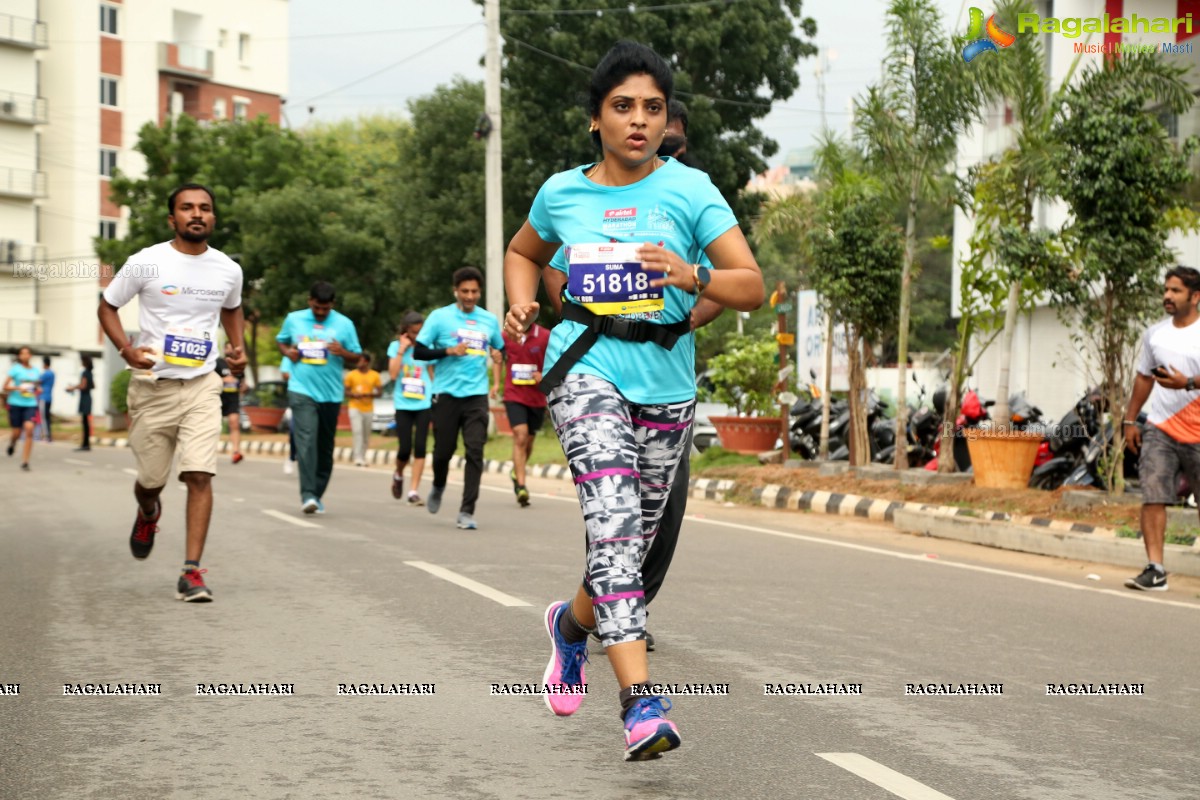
588, 123, 597, 133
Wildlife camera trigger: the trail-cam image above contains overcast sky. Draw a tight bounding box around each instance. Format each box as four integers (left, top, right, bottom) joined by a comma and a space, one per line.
287, 0, 964, 167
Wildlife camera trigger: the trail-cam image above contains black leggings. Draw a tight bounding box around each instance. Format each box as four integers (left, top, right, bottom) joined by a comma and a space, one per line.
81, 411, 91, 448
395, 408, 431, 462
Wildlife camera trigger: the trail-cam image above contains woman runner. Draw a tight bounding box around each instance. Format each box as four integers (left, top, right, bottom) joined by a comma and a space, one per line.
503, 40, 764, 760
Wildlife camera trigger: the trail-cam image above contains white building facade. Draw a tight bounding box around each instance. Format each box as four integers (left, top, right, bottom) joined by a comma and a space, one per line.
953, 0, 1200, 420
0, 0, 287, 419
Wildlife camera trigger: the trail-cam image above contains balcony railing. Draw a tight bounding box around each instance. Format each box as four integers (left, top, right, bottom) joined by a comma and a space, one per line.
0, 13, 48, 49
0, 241, 48, 265
0, 91, 48, 124
0, 167, 47, 198
0, 317, 47, 346
158, 42, 214, 79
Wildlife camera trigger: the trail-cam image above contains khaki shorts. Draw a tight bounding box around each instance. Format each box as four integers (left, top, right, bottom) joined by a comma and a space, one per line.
127, 370, 222, 488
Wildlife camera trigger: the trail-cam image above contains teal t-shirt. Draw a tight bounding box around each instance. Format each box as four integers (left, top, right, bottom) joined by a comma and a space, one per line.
386, 340, 433, 411
7, 364, 40, 407
276, 309, 361, 403
531, 158, 738, 404
416, 303, 503, 398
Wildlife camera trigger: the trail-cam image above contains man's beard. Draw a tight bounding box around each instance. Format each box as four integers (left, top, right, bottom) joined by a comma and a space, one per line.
178, 226, 211, 243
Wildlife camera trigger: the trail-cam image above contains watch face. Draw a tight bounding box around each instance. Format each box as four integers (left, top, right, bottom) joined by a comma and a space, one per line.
698, 266, 712, 286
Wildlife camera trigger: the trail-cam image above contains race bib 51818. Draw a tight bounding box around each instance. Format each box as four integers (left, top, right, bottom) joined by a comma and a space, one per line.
567, 243, 663, 316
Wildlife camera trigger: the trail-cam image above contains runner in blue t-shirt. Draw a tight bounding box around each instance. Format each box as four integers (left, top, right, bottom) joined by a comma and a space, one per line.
277, 281, 362, 514
387, 311, 434, 505
5, 345, 41, 471
412, 266, 504, 530
38, 356, 55, 442
503, 41, 764, 761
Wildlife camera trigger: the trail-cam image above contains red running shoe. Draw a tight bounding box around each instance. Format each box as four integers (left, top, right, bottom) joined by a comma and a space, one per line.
129, 500, 161, 560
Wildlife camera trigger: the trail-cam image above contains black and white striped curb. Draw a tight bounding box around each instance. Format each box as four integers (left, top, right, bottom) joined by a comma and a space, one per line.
753, 483, 1109, 535
88, 435, 1107, 536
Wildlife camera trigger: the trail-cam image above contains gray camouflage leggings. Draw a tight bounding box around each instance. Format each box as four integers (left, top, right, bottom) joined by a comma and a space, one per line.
547, 374, 695, 646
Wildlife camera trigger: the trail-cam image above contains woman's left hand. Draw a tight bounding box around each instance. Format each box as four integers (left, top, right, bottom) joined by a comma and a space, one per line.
638, 243, 694, 293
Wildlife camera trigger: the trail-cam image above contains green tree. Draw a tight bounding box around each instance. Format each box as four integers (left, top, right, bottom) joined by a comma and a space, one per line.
854, 0, 980, 468
497, 0, 817, 225
384, 79, 499, 313
96, 115, 344, 270
805, 139, 905, 465
966, 0, 1080, 430
236, 180, 396, 358
1049, 54, 1198, 492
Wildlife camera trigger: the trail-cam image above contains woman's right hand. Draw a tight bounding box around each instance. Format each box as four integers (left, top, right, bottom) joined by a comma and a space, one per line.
505, 302, 539, 338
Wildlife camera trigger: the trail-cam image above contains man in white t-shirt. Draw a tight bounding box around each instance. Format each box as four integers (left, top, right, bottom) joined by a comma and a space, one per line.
98, 183, 246, 603
1123, 266, 1200, 592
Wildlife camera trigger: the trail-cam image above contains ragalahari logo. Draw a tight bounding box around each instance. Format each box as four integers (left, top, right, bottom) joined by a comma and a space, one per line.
962, 7, 1015, 62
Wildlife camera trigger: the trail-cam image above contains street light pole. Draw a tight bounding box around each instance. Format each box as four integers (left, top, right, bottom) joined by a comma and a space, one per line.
484, 0, 504, 318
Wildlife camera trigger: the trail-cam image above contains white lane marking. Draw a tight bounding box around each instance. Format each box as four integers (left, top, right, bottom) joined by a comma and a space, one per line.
261, 509, 322, 529
122, 468, 138, 477
404, 560, 531, 607
696, 517, 1200, 611
817, 753, 956, 800
63, 458, 91, 466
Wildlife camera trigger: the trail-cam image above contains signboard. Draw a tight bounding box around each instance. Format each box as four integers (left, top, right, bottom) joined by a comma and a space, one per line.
796, 290, 849, 392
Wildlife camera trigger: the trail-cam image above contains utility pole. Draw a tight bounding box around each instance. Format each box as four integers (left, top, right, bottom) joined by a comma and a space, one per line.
484, 0, 504, 318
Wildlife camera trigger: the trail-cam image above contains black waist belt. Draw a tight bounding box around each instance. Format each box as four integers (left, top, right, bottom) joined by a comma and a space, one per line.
540, 301, 691, 395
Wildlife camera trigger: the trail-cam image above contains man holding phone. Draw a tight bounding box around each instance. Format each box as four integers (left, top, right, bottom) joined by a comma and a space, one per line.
1123, 266, 1200, 591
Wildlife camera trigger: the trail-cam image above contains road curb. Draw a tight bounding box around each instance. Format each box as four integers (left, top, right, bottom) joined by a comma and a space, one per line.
91, 435, 1194, 574
892, 508, 1200, 578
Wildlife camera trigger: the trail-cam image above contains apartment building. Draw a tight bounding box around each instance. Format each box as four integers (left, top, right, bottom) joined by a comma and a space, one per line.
953, 0, 1200, 418
0, 0, 286, 418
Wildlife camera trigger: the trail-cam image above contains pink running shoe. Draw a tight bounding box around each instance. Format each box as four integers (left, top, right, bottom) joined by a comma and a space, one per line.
623, 696, 681, 761
541, 601, 588, 716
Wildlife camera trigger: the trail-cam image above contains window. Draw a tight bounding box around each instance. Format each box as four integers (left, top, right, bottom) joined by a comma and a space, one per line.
212, 97, 227, 120
1158, 111, 1179, 139
100, 77, 118, 107
100, 5, 118, 35
99, 220, 117, 240
99, 148, 118, 178
233, 97, 249, 121
238, 33, 250, 62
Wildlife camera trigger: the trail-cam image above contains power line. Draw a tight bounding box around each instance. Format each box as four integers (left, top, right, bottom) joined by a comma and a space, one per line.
292, 23, 483, 107
505, 0, 737, 15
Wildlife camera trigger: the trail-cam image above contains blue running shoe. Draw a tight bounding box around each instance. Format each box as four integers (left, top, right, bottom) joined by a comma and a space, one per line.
541, 601, 588, 716
623, 696, 681, 761
427, 485, 444, 515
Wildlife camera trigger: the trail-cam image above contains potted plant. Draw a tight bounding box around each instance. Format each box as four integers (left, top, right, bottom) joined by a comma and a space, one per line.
244, 381, 288, 432
107, 369, 132, 432
704, 335, 783, 454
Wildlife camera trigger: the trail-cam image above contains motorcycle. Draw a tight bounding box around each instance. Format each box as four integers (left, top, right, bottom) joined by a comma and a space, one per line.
875, 375, 939, 468
1027, 388, 1104, 490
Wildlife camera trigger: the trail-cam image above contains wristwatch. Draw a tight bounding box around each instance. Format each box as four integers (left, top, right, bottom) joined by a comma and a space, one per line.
1188, 376, 1196, 391
692, 264, 712, 295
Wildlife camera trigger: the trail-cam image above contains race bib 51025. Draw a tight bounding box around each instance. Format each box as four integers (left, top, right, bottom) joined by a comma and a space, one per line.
163, 328, 213, 368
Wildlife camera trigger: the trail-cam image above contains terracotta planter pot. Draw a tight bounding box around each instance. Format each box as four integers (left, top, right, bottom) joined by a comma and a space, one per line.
491, 405, 512, 436
107, 411, 129, 432
964, 429, 1044, 489
710, 415, 783, 455
337, 406, 351, 431
245, 406, 285, 432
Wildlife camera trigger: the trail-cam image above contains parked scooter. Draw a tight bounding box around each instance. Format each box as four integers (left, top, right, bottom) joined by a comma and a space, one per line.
924, 386, 993, 472
829, 391, 889, 462
1027, 388, 1104, 490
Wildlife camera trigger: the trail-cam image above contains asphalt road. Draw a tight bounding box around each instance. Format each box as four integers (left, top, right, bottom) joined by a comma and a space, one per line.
1, 443, 1197, 800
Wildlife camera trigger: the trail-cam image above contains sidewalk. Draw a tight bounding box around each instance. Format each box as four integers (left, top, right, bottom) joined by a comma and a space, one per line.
88, 433, 1200, 578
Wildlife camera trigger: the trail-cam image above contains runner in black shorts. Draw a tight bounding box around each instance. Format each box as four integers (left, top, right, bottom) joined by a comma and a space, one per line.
215, 342, 244, 463
494, 322, 550, 506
